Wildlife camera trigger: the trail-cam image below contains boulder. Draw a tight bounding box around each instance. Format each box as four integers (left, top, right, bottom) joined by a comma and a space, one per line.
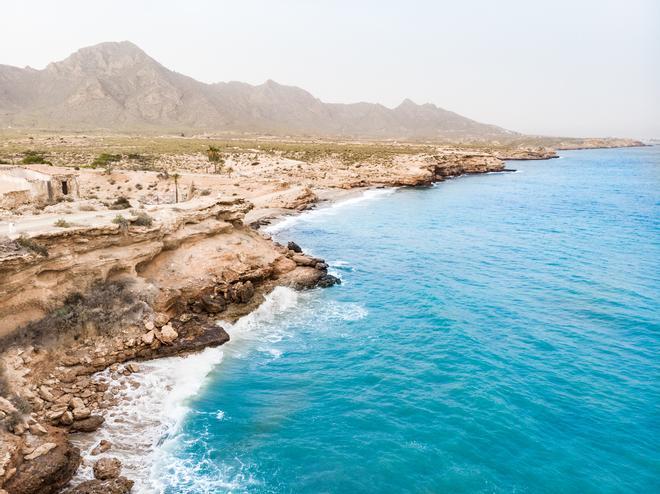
153, 313, 169, 328
158, 324, 178, 344
28, 423, 48, 436
287, 241, 303, 253
291, 254, 316, 267
93, 457, 121, 480
70, 415, 104, 433
141, 330, 155, 345
38, 386, 55, 402
69, 397, 85, 410
59, 411, 74, 426
90, 439, 112, 456
317, 274, 341, 288
72, 407, 91, 420
66, 476, 134, 494
4, 439, 80, 494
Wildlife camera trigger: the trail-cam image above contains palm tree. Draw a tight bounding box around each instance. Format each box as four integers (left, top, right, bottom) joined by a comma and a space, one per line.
207, 146, 228, 174
172, 173, 180, 203
207, 146, 221, 173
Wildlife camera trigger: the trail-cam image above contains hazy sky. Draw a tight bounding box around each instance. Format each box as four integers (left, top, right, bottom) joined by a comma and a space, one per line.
1, 0, 658, 138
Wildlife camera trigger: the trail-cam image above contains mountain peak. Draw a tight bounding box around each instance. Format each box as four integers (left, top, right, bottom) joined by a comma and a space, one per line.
47, 41, 156, 75
398, 98, 417, 107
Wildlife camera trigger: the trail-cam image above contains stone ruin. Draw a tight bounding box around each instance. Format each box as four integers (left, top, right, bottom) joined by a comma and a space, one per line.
0, 166, 79, 209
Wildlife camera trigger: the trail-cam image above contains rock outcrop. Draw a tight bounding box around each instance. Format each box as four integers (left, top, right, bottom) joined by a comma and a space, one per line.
2, 428, 80, 494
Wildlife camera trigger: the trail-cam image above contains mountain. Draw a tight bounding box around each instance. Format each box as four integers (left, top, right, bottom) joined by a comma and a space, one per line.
0, 41, 514, 139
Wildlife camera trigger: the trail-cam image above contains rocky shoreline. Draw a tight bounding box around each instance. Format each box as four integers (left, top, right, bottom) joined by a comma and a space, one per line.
0, 142, 636, 493
0, 194, 339, 493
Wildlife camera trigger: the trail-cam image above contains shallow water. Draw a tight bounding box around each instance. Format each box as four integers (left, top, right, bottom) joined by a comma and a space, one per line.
117, 147, 658, 493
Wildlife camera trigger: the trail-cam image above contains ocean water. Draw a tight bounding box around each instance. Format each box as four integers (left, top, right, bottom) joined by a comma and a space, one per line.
105, 147, 659, 493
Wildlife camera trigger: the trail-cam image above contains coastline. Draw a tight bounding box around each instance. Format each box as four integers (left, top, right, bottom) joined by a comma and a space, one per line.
65, 188, 387, 492
0, 143, 644, 493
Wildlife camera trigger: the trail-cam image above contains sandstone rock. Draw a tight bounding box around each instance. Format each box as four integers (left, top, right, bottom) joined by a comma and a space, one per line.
291, 254, 316, 267
93, 457, 122, 480
38, 386, 55, 402
179, 313, 192, 323
24, 443, 57, 461
4, 437, 81, 494
200, 294, 226, 313
55, 394, 73, 405
70, 415, 104, 432
141, 330, 155, 345
28, 423, 48, 436
61, 355, 81, 367
158, 324, 178, 344
72, 407, 91, 420
47, 409, 66, 422
60, 411, 74, 426
0, 397, 17, 415
229, 281, 254, 303
144, 320, 155, 331
66, 476, 134, 494
273, 256, 297, 275
154, 313, 169, 328
69, 397, 85, 410
90, 439, 111, 456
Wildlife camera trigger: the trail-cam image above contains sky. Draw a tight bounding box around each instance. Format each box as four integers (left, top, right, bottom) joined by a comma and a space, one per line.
1, 0, 658, 138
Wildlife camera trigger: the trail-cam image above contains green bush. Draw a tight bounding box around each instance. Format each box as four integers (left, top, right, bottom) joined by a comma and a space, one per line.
132, 212, 153, 227
21, 150, 51, 165
112, 214, 129, 227
109, 196, 131, 210
91, 153, 122, 168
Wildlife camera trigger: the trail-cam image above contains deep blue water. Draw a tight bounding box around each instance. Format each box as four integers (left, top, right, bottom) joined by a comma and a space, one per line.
156, 147, 659, 493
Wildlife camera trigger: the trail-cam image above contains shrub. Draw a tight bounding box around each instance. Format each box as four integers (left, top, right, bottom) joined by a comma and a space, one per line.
0, 368, 10, 397
21, 150, 51, 165
0, 280, 151, 349
200, 188, 211, 196
112, 214, 129, 227
54, 219, 72, 228
91, 153, 121, 168
132, 212, 153, 227
11, 394, 32, 414
110, 196, 131, 210
16, 235, 48, 257
4, 411, 22, 431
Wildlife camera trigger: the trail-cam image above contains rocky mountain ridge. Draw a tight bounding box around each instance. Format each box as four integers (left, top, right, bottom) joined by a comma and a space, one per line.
0, 41, 512, 139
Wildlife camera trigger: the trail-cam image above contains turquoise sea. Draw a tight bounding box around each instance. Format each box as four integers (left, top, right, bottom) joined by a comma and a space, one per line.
151, 147, 659, 493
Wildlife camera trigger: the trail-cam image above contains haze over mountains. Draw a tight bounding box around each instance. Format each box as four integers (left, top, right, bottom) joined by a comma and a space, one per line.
0, 41, 514, 139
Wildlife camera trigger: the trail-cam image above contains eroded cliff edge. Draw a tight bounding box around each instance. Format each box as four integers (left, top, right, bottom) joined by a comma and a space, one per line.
0, 195, 337, 494
0, 148, 528, 493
